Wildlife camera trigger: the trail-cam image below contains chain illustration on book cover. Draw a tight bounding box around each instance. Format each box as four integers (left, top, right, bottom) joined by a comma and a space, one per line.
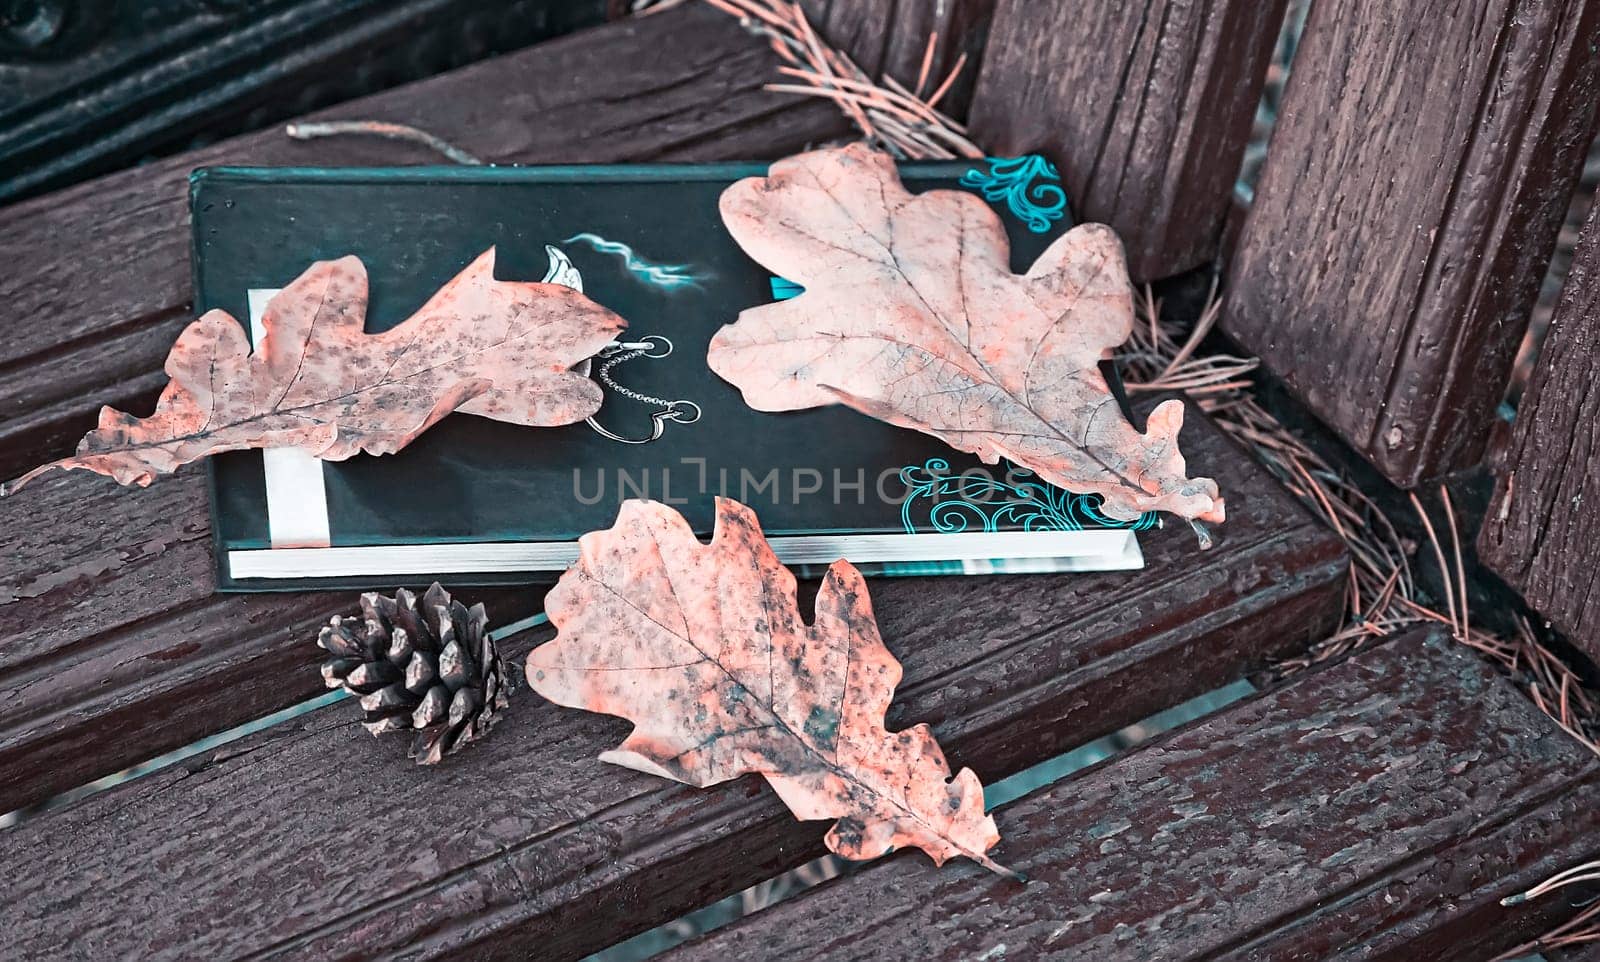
545, 240, 704, 445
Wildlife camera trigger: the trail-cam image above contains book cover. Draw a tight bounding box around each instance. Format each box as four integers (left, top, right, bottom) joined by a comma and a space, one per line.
189, 159, 1154, 591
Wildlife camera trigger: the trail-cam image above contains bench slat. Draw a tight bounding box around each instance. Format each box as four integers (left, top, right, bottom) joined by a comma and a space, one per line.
0, 408, 1348, 961
665, 629, 1600, 962
1479, 202, 1600, 665
1223, 0, 1600, 487
966, 0, 1287, 281
0, 2, 848, 815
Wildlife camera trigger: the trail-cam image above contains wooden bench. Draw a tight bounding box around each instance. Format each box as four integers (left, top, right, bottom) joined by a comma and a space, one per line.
2, 2, 1598, 960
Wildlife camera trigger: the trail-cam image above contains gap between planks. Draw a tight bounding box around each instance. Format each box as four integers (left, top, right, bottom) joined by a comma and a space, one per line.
0, 398, 1342, 821
595, 678, 1260, 961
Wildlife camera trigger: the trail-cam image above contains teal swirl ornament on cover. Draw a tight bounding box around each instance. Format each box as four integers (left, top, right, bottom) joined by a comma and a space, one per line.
959, 155, 1068, 233
898, 459, 1158, 535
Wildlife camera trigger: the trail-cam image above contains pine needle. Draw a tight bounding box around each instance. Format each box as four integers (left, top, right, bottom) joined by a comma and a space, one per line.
704, 0, 982, 159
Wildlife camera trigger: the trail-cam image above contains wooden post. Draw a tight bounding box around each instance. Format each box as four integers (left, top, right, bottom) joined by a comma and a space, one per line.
965, 0, 1288, 281
1224, 0, 1600, 488
1480, 202, 1600, 665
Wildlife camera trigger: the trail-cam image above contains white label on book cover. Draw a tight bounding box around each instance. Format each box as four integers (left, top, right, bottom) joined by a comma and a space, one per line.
248, 288, 332, 549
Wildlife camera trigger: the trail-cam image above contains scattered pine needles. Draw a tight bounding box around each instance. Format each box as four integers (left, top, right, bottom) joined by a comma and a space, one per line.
1120, 287, 1600, 761
703, 0, 982, 160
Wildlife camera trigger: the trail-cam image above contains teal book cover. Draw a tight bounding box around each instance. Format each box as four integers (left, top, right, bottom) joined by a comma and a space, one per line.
189, 158, 1155, 591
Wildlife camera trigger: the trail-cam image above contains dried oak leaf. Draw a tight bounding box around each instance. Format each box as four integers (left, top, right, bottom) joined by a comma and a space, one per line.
527, 497, 1015, 877
708, 143, 1223, 526
4, 248, 624, 493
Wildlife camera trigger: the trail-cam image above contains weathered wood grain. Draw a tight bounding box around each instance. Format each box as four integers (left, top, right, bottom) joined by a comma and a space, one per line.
0, 2, 849, 815
0, 0, 609, 203
666, 630, 1600, 962
1479, 202, 1600, 665
0, 0, 845, 482
0, 407, 1348, 960
966, 0, 1286, 281
1224, 0, 1600, 488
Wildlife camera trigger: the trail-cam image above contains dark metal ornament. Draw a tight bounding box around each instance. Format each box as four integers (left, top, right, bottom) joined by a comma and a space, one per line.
319, 583, 515, 765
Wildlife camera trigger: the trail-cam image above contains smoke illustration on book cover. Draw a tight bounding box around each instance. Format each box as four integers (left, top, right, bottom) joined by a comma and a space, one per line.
562, 232, 709, 291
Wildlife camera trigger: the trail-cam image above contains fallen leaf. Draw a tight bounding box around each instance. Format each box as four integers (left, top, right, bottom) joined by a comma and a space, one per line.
527, 497, 1015, 877
4, 248, 625, 493
708, 143, 1223, 525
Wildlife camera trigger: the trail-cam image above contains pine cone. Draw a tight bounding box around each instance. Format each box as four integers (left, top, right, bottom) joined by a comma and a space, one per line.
318, 583, 515, 765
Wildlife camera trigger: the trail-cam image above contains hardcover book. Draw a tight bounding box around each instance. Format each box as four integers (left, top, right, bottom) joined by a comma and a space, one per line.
190, 158, 1156, 591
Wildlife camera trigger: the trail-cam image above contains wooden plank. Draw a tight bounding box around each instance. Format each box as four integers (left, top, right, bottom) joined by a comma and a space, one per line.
0, 407, 1349, 961
965, 0, 1287, 281
0, 0, 609, 203
1479, 202, 1600, 665
1223, 0, 1600, 488
664, 629, 1600, 962
0, 1, 848, 816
